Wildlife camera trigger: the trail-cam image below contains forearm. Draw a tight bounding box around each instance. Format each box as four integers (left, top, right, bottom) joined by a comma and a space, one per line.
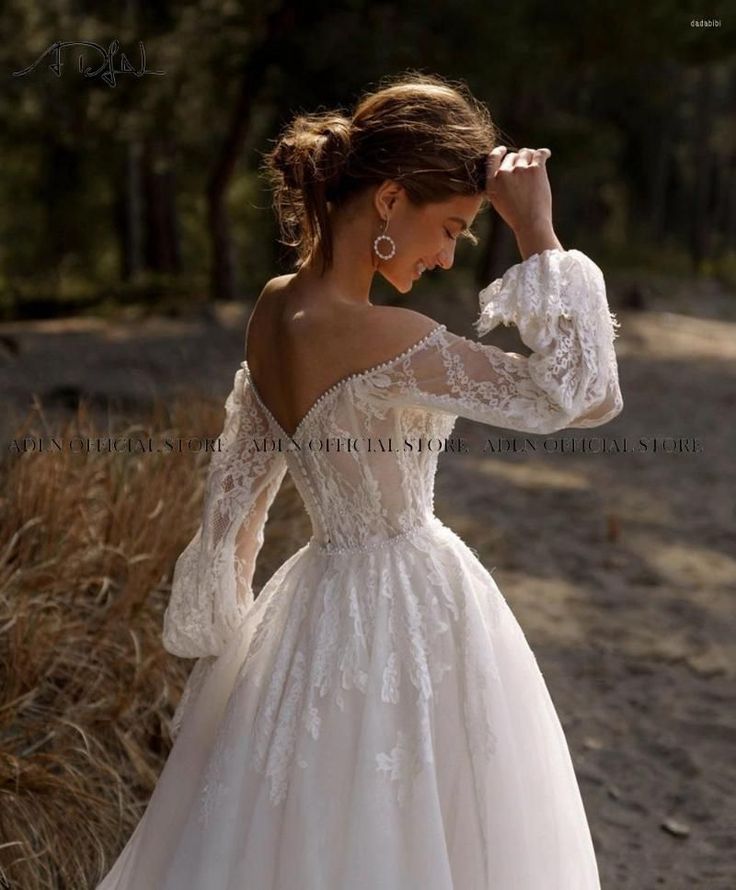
515, 223, 563, 261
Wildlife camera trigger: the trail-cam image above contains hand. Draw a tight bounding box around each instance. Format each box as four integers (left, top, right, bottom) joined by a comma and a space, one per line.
485, 146, 554, 235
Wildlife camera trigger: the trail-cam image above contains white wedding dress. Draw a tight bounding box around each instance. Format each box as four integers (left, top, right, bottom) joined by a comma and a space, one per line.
96, 247, 623, 890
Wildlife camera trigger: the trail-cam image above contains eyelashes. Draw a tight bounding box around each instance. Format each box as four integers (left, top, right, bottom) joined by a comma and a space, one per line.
459, 229, 479, 245
444, 227, 479, 246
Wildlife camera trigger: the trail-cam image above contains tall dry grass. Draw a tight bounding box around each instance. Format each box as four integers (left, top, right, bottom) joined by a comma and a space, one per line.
0, 395, 306, 889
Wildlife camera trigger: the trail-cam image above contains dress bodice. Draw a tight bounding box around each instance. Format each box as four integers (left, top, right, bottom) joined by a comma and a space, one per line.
162, 248, 624, 659
243, 325, 458, 554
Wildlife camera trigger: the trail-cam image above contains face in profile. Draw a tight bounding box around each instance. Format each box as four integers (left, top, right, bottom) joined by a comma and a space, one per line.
374, 185, 484, 293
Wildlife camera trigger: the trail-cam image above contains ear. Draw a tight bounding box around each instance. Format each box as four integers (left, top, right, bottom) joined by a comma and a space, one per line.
373, 179, 404, 219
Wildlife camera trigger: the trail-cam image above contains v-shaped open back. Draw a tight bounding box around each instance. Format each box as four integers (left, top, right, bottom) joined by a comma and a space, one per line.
101, 248, 622, 890
243, 324, 447, 440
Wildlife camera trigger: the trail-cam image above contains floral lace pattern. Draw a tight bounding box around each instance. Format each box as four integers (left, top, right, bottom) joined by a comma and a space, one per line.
380, 249, 622, 436
164, 247, 623, 830
196, 517, 504, 822
162, 375, 287, 660
376, 728, 426, 808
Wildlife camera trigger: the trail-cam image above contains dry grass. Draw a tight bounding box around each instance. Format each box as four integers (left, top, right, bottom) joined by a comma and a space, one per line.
0, 394, 306, 889
2, 279, 734, 887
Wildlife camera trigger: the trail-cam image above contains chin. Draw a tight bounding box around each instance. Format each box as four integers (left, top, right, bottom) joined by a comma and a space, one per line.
404, 270, 420, 290
381, 270, 413, 293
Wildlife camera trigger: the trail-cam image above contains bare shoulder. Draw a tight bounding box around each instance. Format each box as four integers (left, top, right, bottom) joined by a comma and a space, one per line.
352, 306, 443, 361
260, 274, 295, 296
255, 277, 439, 347
246, 281, 442, 378
245, 275, 293, 350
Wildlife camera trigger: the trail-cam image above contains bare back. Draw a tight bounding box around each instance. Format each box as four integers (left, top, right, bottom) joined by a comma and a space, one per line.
244, 276, 438, 438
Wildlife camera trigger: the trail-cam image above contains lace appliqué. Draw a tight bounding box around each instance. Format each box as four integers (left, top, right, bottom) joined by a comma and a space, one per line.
163, 367, 287, 659
376, 726, 427, 808
166, 247, 622, 828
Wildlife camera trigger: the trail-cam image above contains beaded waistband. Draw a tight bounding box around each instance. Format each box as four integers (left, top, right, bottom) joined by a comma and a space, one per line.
307, 514, 446, 555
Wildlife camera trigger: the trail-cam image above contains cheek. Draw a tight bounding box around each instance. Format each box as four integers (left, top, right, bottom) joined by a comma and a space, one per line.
401, 235, 433, 262
397, 222, 428, 255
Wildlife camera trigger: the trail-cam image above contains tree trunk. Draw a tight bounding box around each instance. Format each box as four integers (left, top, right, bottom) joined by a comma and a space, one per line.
206, 1, 299, 302
725, 155, 736, 254
118, 141, 144, 281
142, 135, 182, 275
689, 65, 715, 271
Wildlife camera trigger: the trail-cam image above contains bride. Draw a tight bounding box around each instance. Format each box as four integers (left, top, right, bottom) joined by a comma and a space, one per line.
97, 71, 622, 889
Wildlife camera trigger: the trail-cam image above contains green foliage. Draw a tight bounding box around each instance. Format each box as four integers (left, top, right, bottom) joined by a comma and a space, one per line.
1, 0, 734, 315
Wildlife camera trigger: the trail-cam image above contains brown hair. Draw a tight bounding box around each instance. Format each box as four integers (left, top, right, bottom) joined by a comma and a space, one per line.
260, 70, 500, 275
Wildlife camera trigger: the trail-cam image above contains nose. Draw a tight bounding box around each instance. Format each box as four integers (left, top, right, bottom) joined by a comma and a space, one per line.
437, 245, 455, 270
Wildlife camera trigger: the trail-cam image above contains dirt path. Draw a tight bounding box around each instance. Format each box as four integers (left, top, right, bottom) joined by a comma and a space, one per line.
1, 288, 734, 889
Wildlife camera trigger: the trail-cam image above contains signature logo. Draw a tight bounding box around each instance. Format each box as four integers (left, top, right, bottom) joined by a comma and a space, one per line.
12, 39, 165, 87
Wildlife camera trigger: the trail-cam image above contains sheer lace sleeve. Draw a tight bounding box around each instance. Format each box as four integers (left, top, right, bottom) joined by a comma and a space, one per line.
385, 248, 623, 434
162, 368, 287, 660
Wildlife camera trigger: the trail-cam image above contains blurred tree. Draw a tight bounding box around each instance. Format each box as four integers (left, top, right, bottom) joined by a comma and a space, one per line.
1, 0, 735, 315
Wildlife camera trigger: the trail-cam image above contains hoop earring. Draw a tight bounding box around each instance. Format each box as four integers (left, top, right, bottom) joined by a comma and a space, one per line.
373, 217, 396, 261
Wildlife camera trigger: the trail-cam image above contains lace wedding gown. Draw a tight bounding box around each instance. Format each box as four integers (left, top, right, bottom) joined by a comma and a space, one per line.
97, 247, 622, 890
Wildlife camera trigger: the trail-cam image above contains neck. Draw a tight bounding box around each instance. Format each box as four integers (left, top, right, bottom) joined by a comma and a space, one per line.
294, 203, 379, 305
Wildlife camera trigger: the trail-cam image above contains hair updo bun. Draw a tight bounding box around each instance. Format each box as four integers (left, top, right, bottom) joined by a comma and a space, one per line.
269, 113, 352, 194
260, 71, 499, 274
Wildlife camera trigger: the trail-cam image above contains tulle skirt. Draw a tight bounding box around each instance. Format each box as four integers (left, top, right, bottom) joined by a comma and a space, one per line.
96, 516, 601, 889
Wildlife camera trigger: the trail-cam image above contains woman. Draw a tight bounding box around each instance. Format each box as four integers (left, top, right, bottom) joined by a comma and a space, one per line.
97, 71, 622, 889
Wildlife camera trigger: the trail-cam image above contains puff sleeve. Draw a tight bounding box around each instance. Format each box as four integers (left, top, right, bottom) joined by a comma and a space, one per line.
384, 248, 623, 434
162, 366, 287, 660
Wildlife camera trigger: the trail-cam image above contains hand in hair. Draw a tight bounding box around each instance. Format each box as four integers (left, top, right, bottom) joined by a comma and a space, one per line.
485, 146, 555, 237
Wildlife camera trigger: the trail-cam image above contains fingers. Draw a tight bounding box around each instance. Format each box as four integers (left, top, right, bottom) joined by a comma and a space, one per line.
488, 145, 552, 175
485, 145, 552, 194
506, 147, 552, 169
486, 145, 508, 182
499, 149, 519, 172
498, 148, 533, 173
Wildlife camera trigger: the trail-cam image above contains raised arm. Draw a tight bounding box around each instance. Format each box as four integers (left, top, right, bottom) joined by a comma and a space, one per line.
383, 247, 623, 434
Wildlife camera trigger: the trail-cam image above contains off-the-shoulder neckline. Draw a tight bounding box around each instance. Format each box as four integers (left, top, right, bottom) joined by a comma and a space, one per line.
241, 323, 447, 440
